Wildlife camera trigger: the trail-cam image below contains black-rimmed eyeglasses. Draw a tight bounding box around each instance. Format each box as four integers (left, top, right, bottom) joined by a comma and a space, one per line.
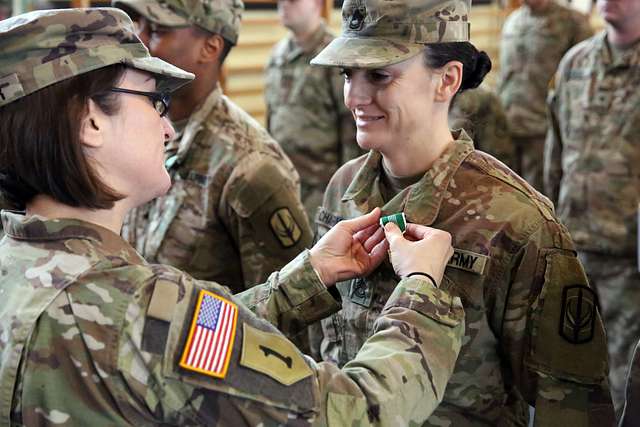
108, 88, 171, 117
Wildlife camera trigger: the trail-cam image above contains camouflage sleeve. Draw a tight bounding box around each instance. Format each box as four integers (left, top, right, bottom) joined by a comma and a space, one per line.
620, 340, 640, 426
501, 221, 615, 425
224, 154, 314, 286
118, 270, 464, 426
234, 249, 341, 337
544, 75, 563, 204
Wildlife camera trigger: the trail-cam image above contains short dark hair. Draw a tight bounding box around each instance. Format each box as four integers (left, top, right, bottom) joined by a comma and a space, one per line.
423, 42, 492, 93
0, 64, 127, 210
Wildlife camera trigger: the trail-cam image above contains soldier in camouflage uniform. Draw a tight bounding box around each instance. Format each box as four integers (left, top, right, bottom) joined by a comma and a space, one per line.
0, 8, 467, 424
114, 0, 313, 292
497, 0, 592, 192
264, 0, 360, 220
309, 0, 615, 424
448, 86, 516, 170
544, 0, 640, 415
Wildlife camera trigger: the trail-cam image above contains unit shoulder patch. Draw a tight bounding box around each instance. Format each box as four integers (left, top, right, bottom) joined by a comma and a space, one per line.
240, 323, 312, 386
269, 207, 302, 248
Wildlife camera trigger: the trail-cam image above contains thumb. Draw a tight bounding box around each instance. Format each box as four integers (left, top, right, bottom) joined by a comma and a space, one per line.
383, 222, 403, 247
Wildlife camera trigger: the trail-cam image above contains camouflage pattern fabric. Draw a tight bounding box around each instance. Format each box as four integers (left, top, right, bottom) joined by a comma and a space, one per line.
497, 1, 592, 192
121, 85, 313, 292
545, 33, 640, 412
0, 211, 464, 425
621, 340, 640, 426
265, 23, 360, 220
113, 0, 244, 44
311, 131, 615, 426
448, 87, 516, 171
0, 7, 193, 108
311, 0, 471, 68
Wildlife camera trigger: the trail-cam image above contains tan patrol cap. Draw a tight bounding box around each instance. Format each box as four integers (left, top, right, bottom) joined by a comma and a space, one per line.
311, 0, 471, 68
0, 7, 194, 108
113, 0, 244, 45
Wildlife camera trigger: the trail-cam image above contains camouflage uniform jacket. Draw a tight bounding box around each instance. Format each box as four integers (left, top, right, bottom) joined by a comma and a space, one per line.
621, 340, 640, 426
449, 87, 516, 170
545, 32, 640, 255
122, 85, 312, 293
0, 211, 464, 426
497, 1, 592, 138
313, 131, 614, 426
265, 23, 360, 219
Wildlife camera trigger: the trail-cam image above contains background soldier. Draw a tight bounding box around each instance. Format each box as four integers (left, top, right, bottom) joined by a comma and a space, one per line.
498, 0, 592, 192
545, 0, 640, 414
448, 87, 516, 169
114, 0, 313, 292
264, 0, 359, 219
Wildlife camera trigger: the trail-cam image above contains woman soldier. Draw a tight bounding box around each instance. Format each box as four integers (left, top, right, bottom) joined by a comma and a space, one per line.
0, 7, 464, 426
309, 0, 615, 425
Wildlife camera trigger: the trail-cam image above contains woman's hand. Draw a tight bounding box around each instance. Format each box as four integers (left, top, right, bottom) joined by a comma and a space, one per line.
309, 208, 388, 286
384, 222, 453, 287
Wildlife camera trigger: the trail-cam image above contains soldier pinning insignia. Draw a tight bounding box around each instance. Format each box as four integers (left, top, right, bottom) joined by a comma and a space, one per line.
269, 207, 303, 248
179, 290, 238, 379
559, 285, 597, 345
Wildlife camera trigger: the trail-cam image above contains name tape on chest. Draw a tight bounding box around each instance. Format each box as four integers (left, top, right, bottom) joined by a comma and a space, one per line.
315, 208, 343, 229
447, 248, 489, 275
179, 290, 238, 379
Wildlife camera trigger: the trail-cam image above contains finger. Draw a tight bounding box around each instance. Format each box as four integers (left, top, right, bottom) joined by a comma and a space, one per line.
339, 207, 381, 233
363, 227, 385, 253
353, 223, 380, 245
364, 239, 388, 275
383, 222, 403, 248
404, 223, 434, 240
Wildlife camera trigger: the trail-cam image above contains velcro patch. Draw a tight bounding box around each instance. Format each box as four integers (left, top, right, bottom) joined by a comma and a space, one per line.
270, 207, 302, 248
179, 290, 238, 379
240, 323, 312, 386
0, 73, 25, 107
447, 248, 488, 275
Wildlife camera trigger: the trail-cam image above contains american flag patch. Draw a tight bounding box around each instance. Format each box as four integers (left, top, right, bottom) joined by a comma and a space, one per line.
179, 290, 238, 378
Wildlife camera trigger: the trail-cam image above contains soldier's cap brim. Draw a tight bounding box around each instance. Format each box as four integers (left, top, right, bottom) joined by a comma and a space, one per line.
127, 56, 194, 92
113, 0, 190, 27
310, 36, 425, 69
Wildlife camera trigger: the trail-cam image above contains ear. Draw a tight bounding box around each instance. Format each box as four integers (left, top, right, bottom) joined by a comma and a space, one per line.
434, 60, 463, 103
199, 33, 226, 65
79, 99, 107, 149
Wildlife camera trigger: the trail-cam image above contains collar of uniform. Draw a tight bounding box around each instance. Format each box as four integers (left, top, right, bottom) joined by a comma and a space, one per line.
342, 130, 474, 225
1, 211, 146, 264
167, 84, 223, 170
598, 31, 640, 71
285, 22, 330, 62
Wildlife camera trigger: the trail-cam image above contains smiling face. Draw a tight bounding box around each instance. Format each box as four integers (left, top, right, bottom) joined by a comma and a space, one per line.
342, 54, 442, 154
85, 68, 175, 208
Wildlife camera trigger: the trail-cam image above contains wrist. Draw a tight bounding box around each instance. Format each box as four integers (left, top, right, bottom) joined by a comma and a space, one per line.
405, 272, 438, 288
309, 250, 333, 287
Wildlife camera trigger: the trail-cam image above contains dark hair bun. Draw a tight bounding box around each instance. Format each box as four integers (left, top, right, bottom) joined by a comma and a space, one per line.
460, 50, 492, 92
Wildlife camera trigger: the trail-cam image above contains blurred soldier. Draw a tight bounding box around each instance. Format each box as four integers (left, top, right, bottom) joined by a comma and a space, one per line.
0, 9, 465, 424
498, 0, 592, 192
545, 0, 640, 414
448, 87, 516, 169
264, 0, 359, 219
114, 0, 313, 292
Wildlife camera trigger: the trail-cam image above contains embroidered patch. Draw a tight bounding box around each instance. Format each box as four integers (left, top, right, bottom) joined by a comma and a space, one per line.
179, 290, 238, 379
447, 248, 489, 275
559, 285, 597, 344
270, 207, 302, 248
240, 323, 312, 386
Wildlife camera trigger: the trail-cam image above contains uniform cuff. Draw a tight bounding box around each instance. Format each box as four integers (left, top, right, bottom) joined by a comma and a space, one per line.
384, 277, 464, 327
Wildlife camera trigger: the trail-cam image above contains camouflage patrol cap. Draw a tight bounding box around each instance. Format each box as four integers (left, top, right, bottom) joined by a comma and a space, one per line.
113, 0, 244, 45
0, 8, 194, 108
311, 0, 471, 68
